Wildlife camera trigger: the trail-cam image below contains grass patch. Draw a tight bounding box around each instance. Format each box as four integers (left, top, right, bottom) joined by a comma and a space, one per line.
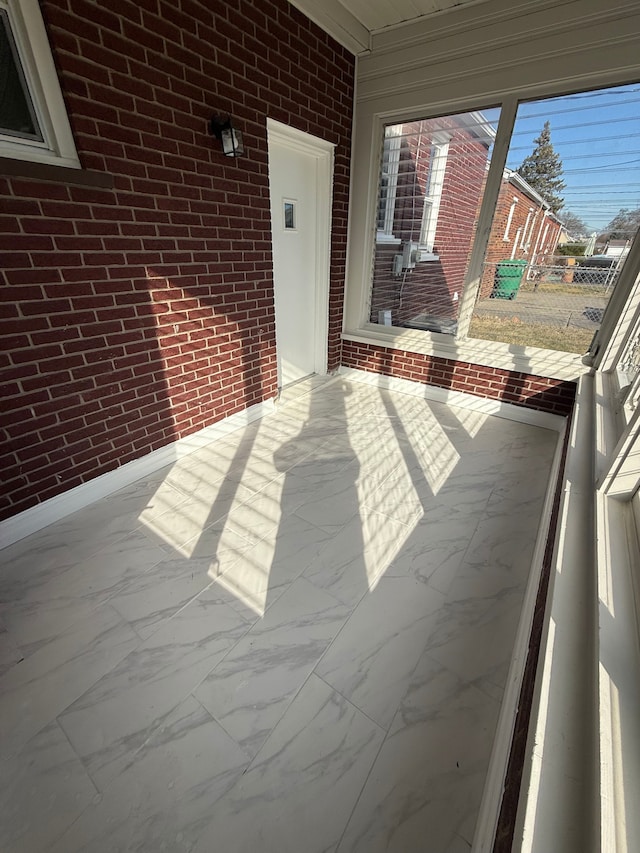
468, 314, 594, 353
519, 280, 608, 297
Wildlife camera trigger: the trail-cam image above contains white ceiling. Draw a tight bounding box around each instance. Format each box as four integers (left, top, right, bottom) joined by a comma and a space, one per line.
288, 0, 490, 54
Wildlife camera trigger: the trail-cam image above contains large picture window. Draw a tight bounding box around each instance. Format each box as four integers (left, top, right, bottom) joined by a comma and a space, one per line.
365, 84, 640, 355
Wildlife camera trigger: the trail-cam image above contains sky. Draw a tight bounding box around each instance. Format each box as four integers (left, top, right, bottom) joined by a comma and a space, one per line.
479, 84, 640, 234
502, 83, 640, 233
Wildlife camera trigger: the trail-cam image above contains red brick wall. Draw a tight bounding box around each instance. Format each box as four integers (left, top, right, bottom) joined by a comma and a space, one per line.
341, 340, 576, 416
0, 0, 354, 522
480, 180, 562, 298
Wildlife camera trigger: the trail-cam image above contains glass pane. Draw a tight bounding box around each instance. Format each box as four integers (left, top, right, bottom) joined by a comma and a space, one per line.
469, 83, 640, 353
284, 201, 296, 230
0, 10, 42, 140
370, 108, 501, 334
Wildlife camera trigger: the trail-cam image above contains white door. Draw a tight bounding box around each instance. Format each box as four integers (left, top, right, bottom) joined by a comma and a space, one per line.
267, 121, 333, 388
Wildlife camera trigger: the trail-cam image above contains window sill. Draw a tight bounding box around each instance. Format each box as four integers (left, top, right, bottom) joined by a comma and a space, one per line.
416, 249, 440, 262
342, 322, 588, 381
375, 234, 401, 245
0, 156, 114, 188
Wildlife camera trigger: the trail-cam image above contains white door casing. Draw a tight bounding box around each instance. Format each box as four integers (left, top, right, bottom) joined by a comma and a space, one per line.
267, 119, 334, 387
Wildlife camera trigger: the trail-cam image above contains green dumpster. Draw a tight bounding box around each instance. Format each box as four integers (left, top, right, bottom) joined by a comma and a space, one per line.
491, 259, 528, 300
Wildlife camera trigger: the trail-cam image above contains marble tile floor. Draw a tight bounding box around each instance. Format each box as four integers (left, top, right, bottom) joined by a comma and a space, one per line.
0, 375, 559, 852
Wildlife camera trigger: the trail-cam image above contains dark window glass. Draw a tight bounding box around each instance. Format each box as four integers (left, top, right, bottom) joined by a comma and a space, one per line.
284, 202, 296, 230
0, 10, 43, 141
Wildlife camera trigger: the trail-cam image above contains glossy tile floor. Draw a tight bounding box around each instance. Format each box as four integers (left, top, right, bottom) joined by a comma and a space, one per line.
0, 375, 558, 852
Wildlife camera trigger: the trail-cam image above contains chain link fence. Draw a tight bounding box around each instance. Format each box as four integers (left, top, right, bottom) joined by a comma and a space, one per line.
469, 255, 625, 352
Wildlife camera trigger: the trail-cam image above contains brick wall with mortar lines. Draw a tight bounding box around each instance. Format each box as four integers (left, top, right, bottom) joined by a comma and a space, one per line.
0, 0, 354, 522
371, 117, 489, 326
479, 181, 562, 298
341, 340, 576, 416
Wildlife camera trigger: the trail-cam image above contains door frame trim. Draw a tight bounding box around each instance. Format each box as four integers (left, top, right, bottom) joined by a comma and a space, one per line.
267, 118, 334, 383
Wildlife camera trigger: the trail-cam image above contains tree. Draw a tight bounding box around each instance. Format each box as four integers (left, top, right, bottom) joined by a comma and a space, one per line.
560, 210, 590, 239
517, 121, 566, 214
600, 207, 640, 241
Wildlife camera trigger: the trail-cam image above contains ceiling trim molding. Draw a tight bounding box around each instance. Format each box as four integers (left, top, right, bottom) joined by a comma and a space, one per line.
368, 0, 562, 53
286, 0, 371, 54
356, 27, 640, 104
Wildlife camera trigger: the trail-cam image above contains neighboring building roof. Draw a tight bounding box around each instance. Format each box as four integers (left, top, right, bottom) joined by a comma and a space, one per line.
457, 111, 497, 147
504, 167, 549, 209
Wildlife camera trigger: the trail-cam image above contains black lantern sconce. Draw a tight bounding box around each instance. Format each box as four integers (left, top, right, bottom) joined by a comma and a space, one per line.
209, 114, 244, 157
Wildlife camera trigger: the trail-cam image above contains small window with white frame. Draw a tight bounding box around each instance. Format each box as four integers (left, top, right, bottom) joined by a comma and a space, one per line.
376, 126, 402, 242
521, 207, 534, 249
419, 135, 449, 253
0, 0, 80, 168
503, 197, 518, 241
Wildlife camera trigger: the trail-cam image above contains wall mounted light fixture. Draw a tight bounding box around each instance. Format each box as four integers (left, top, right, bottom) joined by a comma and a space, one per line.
209, 114, 244, 157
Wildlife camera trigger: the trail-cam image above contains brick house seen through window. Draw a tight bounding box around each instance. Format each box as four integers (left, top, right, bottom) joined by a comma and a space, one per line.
370, 110, 498, 333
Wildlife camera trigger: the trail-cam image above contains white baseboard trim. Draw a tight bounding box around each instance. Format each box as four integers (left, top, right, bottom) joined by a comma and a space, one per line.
338, 366, 566, 432
2, 370, 568, 551
1, 399, 276, 550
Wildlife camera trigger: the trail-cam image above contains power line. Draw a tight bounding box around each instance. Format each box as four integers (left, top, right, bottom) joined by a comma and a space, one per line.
559, 161, 640, 175
508, 145, 640, 163
545, 86, 640, 100
510, 112, 640, 140
562, 188, 640, 194
516, 93, 640, 123
507, 129, 640, 153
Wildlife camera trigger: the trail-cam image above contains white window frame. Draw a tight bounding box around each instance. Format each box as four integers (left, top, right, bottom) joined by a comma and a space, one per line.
376, 125, 402, 243
538, 222, 550, 257
419, 134, 449, 253
503, 196, 518, 241
344, 102, 591, 380
521, 207, 534, 249
0, 0, 80, 168
586, 255, 640, 853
